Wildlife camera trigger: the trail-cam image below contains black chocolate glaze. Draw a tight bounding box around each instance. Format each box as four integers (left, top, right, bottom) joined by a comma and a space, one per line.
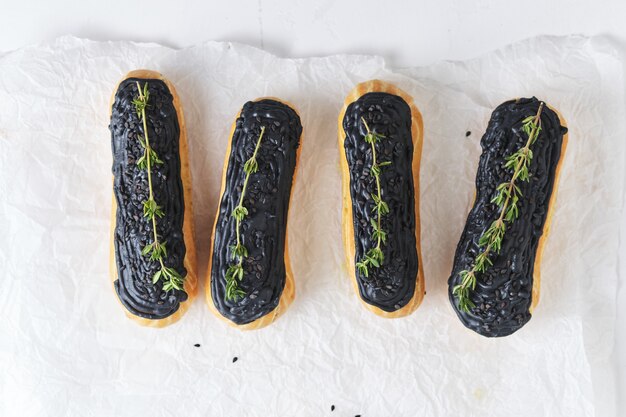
110, 78, 188, 320
211, 99, 302, 325
448, 97, 567, 337
342, 92, 418, 312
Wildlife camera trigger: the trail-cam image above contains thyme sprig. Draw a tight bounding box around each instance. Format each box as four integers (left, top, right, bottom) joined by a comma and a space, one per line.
355, 117, 392, 278
132, 82, 184, 293
453, 102, 544, 312
225, 126, 266, 301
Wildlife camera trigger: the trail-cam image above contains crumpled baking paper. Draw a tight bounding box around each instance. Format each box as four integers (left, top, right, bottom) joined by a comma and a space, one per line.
0, 35, 623, 417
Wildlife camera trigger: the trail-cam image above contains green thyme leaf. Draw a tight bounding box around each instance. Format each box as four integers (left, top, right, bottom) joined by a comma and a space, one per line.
149, 147, 163, 165
371, 163, 380, 177
225, 263, 246, 301
152, 269, 162, 284
142, 243, 153, 256
137, 154, 147, 170
143, 198, 164, 219
230, 243, 248, 260
232, 205, 248, 221
149, 241, 167, 261
378, 200, 389, 215
372, 228, 387, 244
243, 157, 258, 174
356, 261, 369, 277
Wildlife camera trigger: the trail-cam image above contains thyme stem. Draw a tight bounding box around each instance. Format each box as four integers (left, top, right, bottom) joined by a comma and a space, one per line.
235, 126, 265, 257
133, 81, 184, 293
355, 117, 391, 278
136, 83, 160, 256
225, 126, 266, 301
372, 136, 383, 250
362, 118, 385, 251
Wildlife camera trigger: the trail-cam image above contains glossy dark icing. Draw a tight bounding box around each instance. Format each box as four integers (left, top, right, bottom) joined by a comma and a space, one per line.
211, 99, 302, 325
342, 92, 418, 312
110, 78, 188, 320
448, 97, 567, 337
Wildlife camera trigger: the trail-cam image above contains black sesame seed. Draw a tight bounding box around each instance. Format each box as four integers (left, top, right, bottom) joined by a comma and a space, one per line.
232, 357, 238, 363
331, 405, 335, 411
194, 343, 201, 348
465, 131, 471, 137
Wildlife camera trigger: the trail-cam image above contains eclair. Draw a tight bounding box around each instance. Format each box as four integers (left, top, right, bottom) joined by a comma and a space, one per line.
448, 97, 568, 337
109, 70, 197, 327
207, 98, 302, 329
338, 80, 425, 317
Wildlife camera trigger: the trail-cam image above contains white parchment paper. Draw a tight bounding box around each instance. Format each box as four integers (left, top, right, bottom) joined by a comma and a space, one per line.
0, 36, 623, 417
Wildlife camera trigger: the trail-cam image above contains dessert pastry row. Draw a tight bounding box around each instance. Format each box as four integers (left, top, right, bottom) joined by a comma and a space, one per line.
109, 70, 568, 337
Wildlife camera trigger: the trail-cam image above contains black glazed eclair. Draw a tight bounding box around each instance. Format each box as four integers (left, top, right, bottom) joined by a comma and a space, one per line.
448, 97, 568, 337
207, 98, 302, 329
338, 80, 425, 317
109, 70, 197, 327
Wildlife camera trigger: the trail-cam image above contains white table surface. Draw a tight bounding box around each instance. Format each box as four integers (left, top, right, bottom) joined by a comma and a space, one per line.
2, 0, 625, 414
